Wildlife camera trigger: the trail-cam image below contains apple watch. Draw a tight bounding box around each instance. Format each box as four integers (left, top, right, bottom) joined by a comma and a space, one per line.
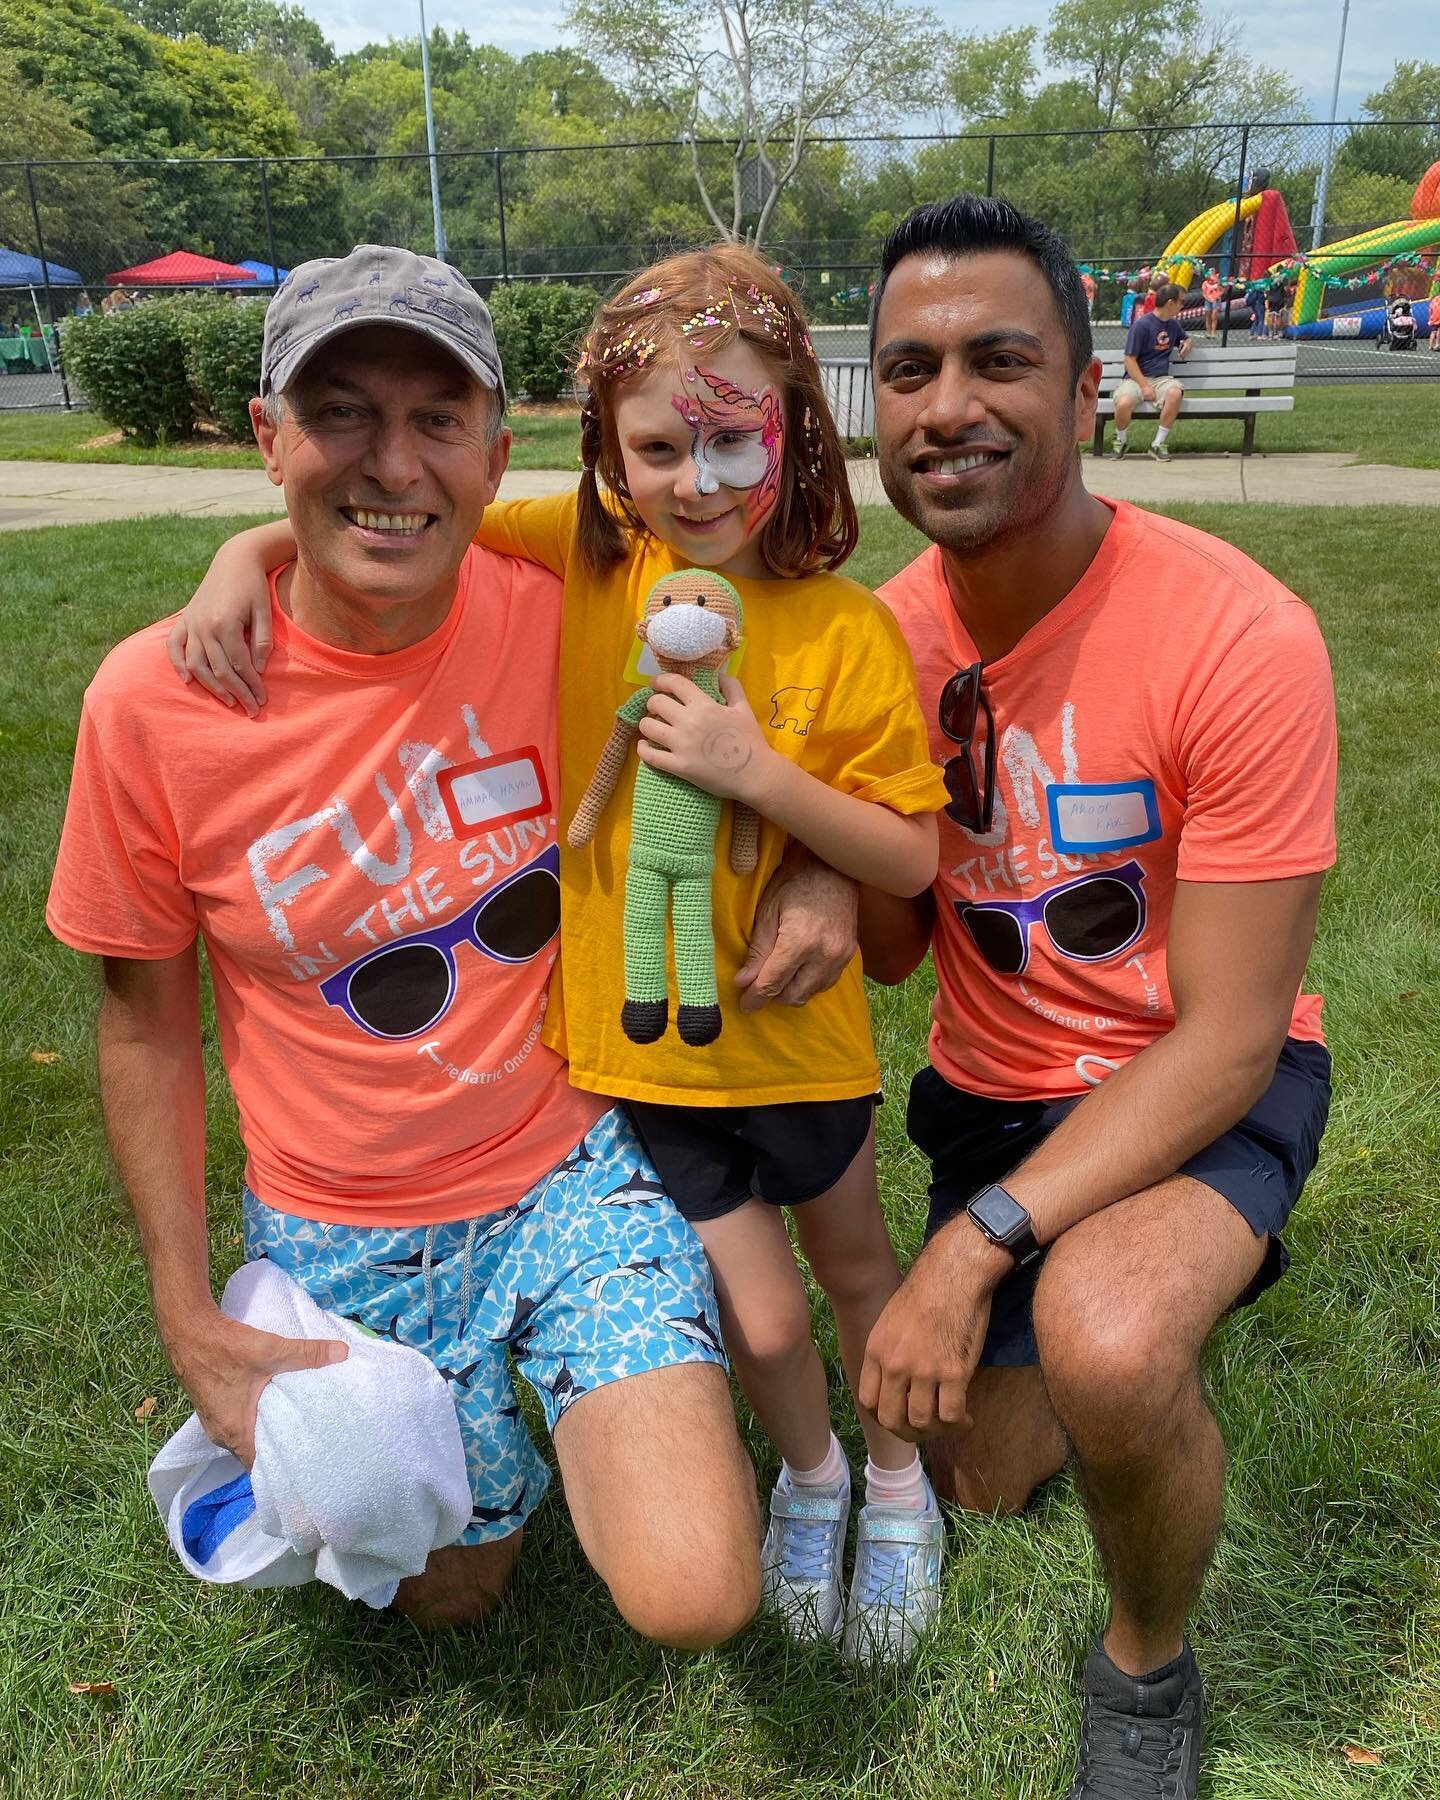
965, 1183, 1042, 1269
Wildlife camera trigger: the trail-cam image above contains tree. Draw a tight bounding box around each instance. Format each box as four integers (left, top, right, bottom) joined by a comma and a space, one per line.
0, 53, 145, 280
1341, 62, 1440, 186
567, 0, 945, 250
117, 0, 333, 67
941, 28, 1038, 129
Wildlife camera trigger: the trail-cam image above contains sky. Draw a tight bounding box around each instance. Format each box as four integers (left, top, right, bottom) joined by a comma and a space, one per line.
305, 0, 1404, 122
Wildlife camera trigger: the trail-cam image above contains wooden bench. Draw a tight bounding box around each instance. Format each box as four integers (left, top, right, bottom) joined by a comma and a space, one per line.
1092, 343, 1297, 457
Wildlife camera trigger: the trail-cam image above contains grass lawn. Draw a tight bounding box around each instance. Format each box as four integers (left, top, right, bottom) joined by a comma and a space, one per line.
3, 382, 1437, 471
0, 405, 585, 472
1107, 381, 1440, 466
3, 504, 1437, 1798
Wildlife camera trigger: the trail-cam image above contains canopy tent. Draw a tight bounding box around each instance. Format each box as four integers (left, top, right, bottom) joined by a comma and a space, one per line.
106, 251, 257, 286
237, 259, 289, 284
0, 247, 83, 286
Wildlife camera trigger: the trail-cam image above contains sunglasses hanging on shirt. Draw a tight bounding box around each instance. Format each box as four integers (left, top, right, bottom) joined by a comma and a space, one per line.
938, 661, 997, 833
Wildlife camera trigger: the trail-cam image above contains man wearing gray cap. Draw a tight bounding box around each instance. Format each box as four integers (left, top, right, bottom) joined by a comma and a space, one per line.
47, 246, 761, 1644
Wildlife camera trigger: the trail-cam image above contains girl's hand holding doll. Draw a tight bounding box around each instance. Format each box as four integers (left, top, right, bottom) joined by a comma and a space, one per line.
637, 671, 775, 805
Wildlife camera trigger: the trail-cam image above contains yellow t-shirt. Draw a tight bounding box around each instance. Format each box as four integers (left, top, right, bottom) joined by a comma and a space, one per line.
477, 490, 947, 1107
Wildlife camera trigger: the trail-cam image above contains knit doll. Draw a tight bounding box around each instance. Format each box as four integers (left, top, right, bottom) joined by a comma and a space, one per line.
568, 569, 759, 1047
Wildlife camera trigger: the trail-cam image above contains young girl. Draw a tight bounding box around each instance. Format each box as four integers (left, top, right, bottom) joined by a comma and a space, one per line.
167, 247, 950, 1663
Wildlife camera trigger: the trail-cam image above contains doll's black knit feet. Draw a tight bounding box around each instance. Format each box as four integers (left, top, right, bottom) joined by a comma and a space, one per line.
677, 1004, 722, 1047
621, 998, 668, 1044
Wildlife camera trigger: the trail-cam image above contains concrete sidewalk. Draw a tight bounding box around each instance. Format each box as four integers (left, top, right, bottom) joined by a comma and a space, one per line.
1, 453, 1437, 531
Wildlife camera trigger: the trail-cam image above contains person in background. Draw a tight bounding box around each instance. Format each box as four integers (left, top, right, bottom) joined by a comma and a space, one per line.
1246, 280, 1267, 340
1201, 272, 1222, 335
1428, 262, 1440, 351
1139, 271, 1166, 317
1079, 270, 1096, 320
1120, 277, 1144, 328
1111, 282, 1192, 461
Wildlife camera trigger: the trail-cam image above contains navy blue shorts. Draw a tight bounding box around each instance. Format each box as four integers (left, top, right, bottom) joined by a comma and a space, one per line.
908, 1038, 1332, 1368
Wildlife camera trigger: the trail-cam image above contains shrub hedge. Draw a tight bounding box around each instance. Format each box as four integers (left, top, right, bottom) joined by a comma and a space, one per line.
487, 280, 598, 403
176, 297, 270, 440
62, 280, 596, 441
63, 301, 195, 446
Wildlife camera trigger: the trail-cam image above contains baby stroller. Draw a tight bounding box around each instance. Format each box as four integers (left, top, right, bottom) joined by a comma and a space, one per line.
1377, 298, 1417, 350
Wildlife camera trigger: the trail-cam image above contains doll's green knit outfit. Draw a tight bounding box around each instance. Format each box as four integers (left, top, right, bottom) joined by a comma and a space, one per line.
616, 669, 729, 1046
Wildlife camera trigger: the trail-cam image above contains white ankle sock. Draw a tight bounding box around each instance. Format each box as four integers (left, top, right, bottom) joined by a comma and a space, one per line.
864, 1453, 931, 1513
1115, 429, 1129, 445
1154, 425, 1171, 446
782, 1433, 848, 1491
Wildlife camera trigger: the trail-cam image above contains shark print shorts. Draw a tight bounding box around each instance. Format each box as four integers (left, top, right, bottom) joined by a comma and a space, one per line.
242, 1107, 726, 1546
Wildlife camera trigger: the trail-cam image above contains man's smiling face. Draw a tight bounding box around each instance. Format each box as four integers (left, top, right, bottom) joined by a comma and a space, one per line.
253, 324, 509, 614
872, 250, 1099, 555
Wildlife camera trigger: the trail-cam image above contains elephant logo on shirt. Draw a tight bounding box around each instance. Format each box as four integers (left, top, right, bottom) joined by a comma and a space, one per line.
770, 686, 824, 736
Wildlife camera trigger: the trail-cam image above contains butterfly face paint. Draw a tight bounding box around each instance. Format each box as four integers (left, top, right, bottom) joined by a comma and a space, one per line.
671, 366, 785, 532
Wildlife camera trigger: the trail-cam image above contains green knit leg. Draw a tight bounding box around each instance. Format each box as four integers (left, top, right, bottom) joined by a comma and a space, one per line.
672, 871, 718, 1008
623, 862, 671, 1004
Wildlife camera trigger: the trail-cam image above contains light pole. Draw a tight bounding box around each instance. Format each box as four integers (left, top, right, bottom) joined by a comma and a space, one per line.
1309, 0, 1351, 250
418, 0, 447, 260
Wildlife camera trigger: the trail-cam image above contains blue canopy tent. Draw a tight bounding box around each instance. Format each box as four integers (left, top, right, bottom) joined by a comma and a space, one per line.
237, 259, 290, 285
0, 247, 84, 379
0, 247, 83, 286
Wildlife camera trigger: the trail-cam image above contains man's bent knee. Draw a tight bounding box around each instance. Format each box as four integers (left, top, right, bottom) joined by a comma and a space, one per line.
391, 1533, 523, 1629
614, 1546, 761, 1649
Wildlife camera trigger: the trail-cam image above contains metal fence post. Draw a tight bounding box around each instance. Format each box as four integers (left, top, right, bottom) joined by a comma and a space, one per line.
259, 158, 280, 291
985, 136, 996, 198
494, 150, 510, 282
1220, 124, 1250, 349
25, 162, 73, 411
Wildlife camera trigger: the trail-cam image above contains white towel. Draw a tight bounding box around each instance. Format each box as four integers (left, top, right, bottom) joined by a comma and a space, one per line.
148, 1257, 471, 1608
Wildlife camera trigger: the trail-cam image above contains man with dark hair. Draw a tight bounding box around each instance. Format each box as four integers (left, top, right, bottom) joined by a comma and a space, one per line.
859, 195, 1336, 1800
1112, 281, 1192, 460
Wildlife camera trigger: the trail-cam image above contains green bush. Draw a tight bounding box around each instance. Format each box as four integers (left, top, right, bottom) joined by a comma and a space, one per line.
176, 296, 269, 441
487, 280, 597, 403
63, 301, 194, 446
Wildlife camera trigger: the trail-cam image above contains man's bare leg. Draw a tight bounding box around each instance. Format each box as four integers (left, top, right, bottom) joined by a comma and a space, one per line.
555, 1362, 760, 1650
926, 1364, 1068, 1516
1031, 1175, 1265, 1676
392, 1533, 524, 1628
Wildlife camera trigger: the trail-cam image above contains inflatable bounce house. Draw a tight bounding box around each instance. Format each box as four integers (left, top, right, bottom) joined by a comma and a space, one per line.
1158, 170, 1298, 295
1287, 162, 1440, 341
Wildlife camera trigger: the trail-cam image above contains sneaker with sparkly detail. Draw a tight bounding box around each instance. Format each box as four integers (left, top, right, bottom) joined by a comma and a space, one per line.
1066, 1636, 1205, 1799
840, 1490, 945, 1666
760, 1473, 850, 1642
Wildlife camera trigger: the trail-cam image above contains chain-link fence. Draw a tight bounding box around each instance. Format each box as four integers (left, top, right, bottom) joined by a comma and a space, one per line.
3, 117, 1437, 409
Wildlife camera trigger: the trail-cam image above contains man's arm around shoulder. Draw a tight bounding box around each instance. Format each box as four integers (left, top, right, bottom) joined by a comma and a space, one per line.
99, 951, 345, 1465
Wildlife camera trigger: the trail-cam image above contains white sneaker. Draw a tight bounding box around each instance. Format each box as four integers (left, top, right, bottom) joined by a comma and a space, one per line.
841, 1487, 945, 1667
760, 1471, 850, 1642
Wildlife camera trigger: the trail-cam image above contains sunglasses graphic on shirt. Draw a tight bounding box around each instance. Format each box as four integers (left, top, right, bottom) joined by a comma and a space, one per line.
955, 859, 1148, 977
319, 844, 560, 1040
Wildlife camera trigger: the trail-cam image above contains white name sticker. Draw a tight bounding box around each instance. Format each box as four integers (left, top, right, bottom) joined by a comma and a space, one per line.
1047, 780, 1161, 854
439, 748, 551, 838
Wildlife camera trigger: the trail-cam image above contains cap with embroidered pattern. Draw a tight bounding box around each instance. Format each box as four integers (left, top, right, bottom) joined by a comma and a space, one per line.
261, 244, 505, 406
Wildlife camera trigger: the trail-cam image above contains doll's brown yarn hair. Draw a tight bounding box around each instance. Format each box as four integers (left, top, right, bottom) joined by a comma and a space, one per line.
575, 245, 857, 578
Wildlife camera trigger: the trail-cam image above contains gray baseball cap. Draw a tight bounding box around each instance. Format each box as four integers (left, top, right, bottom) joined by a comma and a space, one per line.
260, 244, 506, 406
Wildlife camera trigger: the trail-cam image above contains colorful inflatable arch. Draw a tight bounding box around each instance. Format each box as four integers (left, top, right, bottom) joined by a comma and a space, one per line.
1159, 187, 1298, 290
1291, 163, 1440, 324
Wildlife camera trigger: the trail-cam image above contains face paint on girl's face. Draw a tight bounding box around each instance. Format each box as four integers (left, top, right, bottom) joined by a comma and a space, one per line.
671, 365, 785, 531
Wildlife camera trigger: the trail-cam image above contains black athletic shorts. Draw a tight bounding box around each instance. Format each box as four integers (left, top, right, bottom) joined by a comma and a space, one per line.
626, 1096, 878, 1224
907, 1037, 1332, 1368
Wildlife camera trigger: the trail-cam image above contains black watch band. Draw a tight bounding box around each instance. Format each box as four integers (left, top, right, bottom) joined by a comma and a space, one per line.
965, 1182, 1042, 1269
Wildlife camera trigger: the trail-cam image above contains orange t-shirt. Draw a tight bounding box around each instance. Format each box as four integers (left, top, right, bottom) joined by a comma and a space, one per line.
47, 546, 604, 1226
879, 500, 1338, 1101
